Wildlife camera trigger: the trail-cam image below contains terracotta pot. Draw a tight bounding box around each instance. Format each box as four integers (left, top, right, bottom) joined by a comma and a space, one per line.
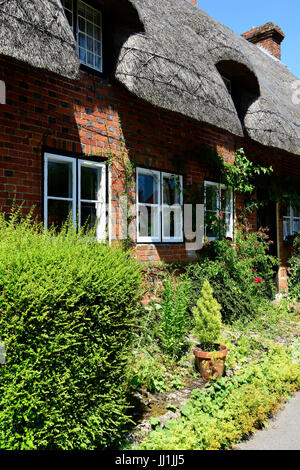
193, 343, 228, 381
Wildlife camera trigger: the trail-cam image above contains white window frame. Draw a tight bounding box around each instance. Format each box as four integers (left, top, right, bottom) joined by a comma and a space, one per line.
136, 168, 161, 243
44, 153, 77, 231
204, 180, 234, 240
78, 159, 106, 240
283, 201, 300, 240
161, 172, 184, 243
136, 168, 183, 244
61, 0, 103, 73
44, 153, 106, 241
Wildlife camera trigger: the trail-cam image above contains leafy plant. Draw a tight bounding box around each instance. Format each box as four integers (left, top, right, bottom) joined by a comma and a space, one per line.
192, 280, 222, 350
224, 148, 273, 194
288, 232, 300, 300
138, 346, 300, 450
159, 276, 190, 358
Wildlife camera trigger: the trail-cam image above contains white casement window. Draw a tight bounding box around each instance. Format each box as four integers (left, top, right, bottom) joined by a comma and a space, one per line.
61, 0, 103, 72
44, 153, 106, 240
78, 160, 106, 240
44, 154, 77, 230
204, 181, 233, 240
136, 168, 183, 243
283, 202, 300, 240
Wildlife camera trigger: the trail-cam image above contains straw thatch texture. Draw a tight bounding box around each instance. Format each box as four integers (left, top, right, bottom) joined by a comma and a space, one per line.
115, 0, 300, 156
0, 0, 79, 79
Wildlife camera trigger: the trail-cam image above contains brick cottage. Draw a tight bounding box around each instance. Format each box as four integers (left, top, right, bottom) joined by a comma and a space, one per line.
0, 0, 299, 290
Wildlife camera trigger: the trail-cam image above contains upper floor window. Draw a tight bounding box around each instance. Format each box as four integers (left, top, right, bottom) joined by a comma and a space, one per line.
136, 168, 183, 243
283, 201, 300, 240
204, 181, 233, 240
62, 0, 103, 72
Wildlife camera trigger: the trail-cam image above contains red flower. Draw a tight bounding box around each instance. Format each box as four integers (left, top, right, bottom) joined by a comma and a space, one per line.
254, 243, 258, 247
218, 211, 224, 217
251, 268, 255, 273
254, 277, 262, 284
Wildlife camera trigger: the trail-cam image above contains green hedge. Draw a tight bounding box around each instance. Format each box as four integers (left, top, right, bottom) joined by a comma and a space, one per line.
0, 214, 142, 449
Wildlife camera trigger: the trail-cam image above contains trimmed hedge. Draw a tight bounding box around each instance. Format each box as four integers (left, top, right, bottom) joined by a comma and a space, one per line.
0, 214, 142, 449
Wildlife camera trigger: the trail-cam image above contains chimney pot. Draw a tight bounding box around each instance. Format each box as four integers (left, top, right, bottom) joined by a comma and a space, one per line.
241, 22, 285, 60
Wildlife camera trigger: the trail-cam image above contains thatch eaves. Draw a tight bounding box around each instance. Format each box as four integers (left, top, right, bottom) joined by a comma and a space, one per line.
115, 0, 300, 156
0, 0, 79, 80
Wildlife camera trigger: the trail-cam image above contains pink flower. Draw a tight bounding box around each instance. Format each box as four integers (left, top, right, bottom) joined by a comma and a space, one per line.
254, 243, 258, 247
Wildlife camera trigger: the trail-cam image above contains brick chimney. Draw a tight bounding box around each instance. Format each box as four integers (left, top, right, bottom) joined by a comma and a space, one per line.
241, 22, 285, 60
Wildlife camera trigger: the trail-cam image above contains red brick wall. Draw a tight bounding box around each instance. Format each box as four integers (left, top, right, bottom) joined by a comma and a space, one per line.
0, 55, 299, 289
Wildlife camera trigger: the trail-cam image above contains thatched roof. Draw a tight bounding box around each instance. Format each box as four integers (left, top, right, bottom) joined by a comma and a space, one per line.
0, 0, 79, 79
115, 0, 300, 156
0, 0, 299, 156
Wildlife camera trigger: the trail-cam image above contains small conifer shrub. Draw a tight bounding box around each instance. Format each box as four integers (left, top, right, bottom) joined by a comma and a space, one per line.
192, 279, 222, 350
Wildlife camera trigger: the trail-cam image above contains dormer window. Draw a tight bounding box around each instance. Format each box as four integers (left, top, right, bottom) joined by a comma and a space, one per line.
62, 0, 103, 73
216, 60, 260, 126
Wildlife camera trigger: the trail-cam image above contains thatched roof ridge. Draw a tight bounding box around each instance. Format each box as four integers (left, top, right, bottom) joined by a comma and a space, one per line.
0, 0, 79, 79
115, 0, 300, 156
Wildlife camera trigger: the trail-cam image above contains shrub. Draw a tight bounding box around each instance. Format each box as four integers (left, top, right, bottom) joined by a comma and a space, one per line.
187, 224, 278, 322
288, 232, 300, 300
192, 280, 222, 349
0, 212, 142, 449
159, 276, 190, 358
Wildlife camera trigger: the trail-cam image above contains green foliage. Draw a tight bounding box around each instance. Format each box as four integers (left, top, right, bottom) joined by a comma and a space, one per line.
0, 211, 142, 449
138, 346, 300, 450
192, 280, 222, 350
188, 223, 278, 322
128, 349, 170, 393
223, 148, 273, 194
288, 232, 300, 300
159, 277, 190, 358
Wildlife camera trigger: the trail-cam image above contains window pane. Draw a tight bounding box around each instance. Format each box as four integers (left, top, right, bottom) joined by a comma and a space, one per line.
138, 205, 159, 239
205, 185, 218, 211
48, 161, 73, 198
283, 217, 290, 239
81, 165, 102, 201
138, 173, 159, 204
78, 16, 85, 32
282, 202, 291, 217
292, 204, 300, 218
205, 211, 218, 238
77, 1, 102, 71
163, 175, 181, 205
221, 187, 232, 212
48, 200, 72, 229
163, 206, 182, 239
78, 32, 86, 48
81, 202, 97, 230
79, 47, 86, 63
293, 219, 300, 235
225, 212, 232, 237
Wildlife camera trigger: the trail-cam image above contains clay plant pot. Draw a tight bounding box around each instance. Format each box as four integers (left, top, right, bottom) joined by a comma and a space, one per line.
193, 344, 228, 381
